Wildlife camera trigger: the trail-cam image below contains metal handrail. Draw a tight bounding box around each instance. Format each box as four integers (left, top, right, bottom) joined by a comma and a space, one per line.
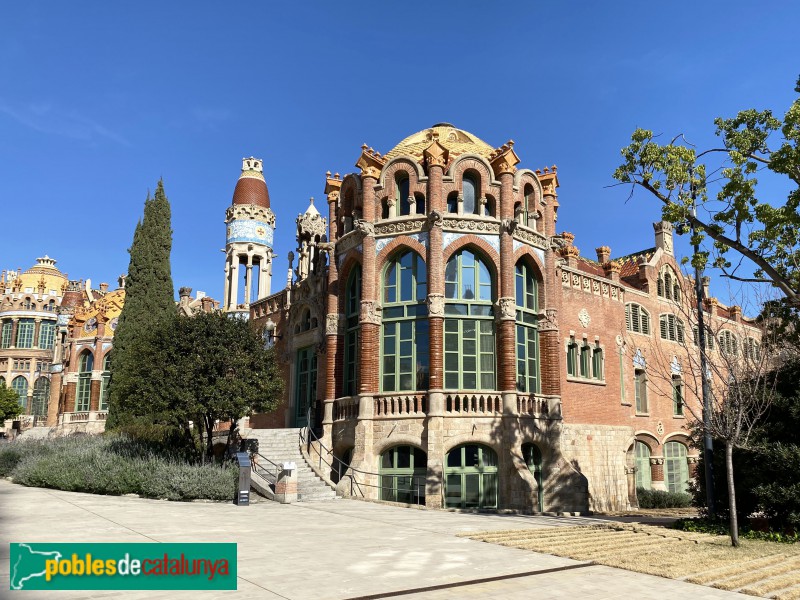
251, 451, 282, 487
299, 408, 426, 505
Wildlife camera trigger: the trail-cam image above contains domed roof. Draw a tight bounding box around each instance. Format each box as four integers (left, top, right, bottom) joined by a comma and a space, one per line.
383, 124, 495, 162
23, 256, 66, 279
232, 157, 270, 209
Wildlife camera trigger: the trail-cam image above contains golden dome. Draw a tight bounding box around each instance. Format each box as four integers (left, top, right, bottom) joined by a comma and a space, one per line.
383, 124, 495, 162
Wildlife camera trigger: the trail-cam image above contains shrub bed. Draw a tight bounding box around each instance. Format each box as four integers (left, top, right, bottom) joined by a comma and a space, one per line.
0, 434, 237, 502
637, 487, 692, 509
675, 518, 799, 544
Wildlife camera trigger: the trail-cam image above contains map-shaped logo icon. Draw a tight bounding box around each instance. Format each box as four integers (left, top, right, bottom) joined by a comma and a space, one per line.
10, 543, 63, 590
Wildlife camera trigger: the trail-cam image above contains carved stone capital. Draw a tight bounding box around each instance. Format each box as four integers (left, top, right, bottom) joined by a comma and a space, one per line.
650, 457, 664, 466
538, 308, 558, 332
427, 294, 445, 318
359, 300, 382, 325
496, 297, 516, 321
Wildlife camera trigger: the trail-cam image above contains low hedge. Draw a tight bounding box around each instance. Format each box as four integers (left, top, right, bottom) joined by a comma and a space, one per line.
0, 434, 237, 502
675, 518, 798, 544
637, 487, 692, 509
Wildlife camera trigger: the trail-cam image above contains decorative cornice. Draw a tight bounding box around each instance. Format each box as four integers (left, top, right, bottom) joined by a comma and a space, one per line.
441, 217, 500, 234
536, 166, 559, 197
225, 204, 276, 226
374, 218, 427, 237
489, 141, 520, 176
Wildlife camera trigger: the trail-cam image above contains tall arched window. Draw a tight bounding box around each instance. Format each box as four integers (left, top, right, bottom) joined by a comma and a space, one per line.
382, 251, 428, 391
664, 441, 689, 494
380, 445, 427, 504
659, 314, 685, 343
16, 318, 34, 348
444, 249, 495, 390
522, 443, 544, 512
462, 173, 478, 215
32, 377, 50, 417
447, 192, 458, 214
39, 321, 55, 350
515, 260, 540, 393
100, 353, 112, 411
522, 184, 534, 227
76, 351, 94, 412
657, 267, 681, 301
719, 330, 738, 357
343, 267, 361, 396
445, 444, 498, 508
634, 441, 652, 490
396, 174, 411, 216
1, 319, 11, 348
11, 376, 28, 409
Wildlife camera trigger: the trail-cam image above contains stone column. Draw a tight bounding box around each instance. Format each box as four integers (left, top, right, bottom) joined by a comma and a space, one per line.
229, 258, 240, 310
322, 175, 343, 448
244, 255, 253, 307
34, 318, 42, 349
223, 262, 230, 312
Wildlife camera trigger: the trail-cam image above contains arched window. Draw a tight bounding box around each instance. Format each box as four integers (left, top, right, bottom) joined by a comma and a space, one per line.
382, 251, 428, 391
444, 249, 495, 390
566, 335, 578, 377
672, 375, 684, 416
100, 353, 112, 411
343, 267, 361, 396
719, 330, 738, 357
396, 174, 411, 216
380, 446, 427, 504
634, 441, 652, 490
11, 376, 28, 409
659, 314, 685, 343
414, 192, 426, 215
39, 321, 55, 350
745, 337, 760, 361
32, 377, 50, 417
522, 184, 535, 227
657, 267, 681, 301
515, 260, 539, 393
625, 303, 650, 335
462, 173, 478, 215
16, 319, 35, 349
522, 443, 544, 512
664, 441, 689, 494
47, 300, 56, 312
445, 444, 498, 508
0, 376, 5, 388
693, 326, 715, 350
76, 351, 94, 412
23, 297, 33, 310
1, 320, 11, 348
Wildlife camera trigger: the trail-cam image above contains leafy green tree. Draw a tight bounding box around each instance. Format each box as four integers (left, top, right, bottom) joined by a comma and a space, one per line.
0, 383, 23, 422
122, 312, 283, 460
613, 77, 800, 307
106, 180, 175, 429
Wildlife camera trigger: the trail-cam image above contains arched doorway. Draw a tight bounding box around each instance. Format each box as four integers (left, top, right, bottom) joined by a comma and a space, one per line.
522, 443, 544, 512
380, 446, 426, 504
444, 444, 498, 508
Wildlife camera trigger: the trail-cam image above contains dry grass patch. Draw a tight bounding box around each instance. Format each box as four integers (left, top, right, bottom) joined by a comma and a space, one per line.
464, 523, 800, 598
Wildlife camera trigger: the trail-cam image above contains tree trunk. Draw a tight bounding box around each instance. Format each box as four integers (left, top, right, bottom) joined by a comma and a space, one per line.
726, 441, 740, 547
205, 415, 214, 460
225, 418, 238, 457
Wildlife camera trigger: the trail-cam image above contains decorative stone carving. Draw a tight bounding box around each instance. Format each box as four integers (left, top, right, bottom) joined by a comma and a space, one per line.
427, 210, 444, 228
656, 421, 664, 435
513, 227, 548, 250
497, 297, 516, 321
649, 457, 664, 466
354, 219, 375, 237
500, 218, 517, 235
688, 456, 699, 464
359, 300, 382, 325
441, 218, 501, 234
578, 308, 590, 328
538, 308, 558, 332
325, 314, 341, 336
427, 294, 444, 317
374, 218, 426, 236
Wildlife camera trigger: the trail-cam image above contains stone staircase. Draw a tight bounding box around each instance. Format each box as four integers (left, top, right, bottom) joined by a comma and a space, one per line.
243, 428, 336, 502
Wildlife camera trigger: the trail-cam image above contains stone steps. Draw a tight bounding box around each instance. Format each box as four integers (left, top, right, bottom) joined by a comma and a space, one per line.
243, 428, 336, 502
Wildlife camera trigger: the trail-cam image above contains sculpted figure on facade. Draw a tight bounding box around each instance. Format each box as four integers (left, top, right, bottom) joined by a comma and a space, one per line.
427, 294, 445, 317
359, 300, 382, 325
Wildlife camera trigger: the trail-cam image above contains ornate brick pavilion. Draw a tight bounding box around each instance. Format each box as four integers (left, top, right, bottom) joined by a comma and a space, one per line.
242, 124, 761, 513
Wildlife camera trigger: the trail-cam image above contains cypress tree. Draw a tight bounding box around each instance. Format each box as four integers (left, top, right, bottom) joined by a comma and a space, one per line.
106, 180, 175, 428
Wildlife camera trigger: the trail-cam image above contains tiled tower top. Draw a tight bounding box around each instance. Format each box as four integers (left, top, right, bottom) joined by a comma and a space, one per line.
231, 157, 271, 209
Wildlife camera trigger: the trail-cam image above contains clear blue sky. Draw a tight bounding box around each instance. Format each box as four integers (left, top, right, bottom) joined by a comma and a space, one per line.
1, 2, 798, 307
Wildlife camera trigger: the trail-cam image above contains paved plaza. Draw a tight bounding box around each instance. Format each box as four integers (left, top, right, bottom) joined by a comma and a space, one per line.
0, 481, 747, 599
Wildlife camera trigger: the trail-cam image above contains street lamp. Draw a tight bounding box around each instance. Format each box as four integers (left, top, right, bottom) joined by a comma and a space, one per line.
263, 318, 281, 349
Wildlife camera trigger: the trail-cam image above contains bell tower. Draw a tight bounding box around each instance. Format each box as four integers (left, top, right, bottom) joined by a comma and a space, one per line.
223, 157, 276, 316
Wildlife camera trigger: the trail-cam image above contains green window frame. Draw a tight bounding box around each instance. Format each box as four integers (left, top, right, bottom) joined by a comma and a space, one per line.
38, 321, 55, 350
634, 441, 652, 490
380, 445, 427, 504
566, 336, 578, 376
664, 441, 689, 494
99, 353, 112, 411
634, 368, 648, 413
382, 251, 429, 391
76, 351, 93, 412
295, 346, 317, 425
445, 444, 498, 509
719, 330, 738, 357
396, 174, 411, 216
343, 267, 361, 396
32, 377, 50, 417
11, 376, 28, 409
444, 249, 495, 391
522, 443, 544, 512
592, 343, 604, 380
515, 260, 540, 393
1, 320, 11, 348
16, 319, 34, 349
672, 376, 684, 416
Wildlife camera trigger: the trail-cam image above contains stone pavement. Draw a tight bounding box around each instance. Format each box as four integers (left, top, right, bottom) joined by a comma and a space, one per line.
0, 481, 747, 599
